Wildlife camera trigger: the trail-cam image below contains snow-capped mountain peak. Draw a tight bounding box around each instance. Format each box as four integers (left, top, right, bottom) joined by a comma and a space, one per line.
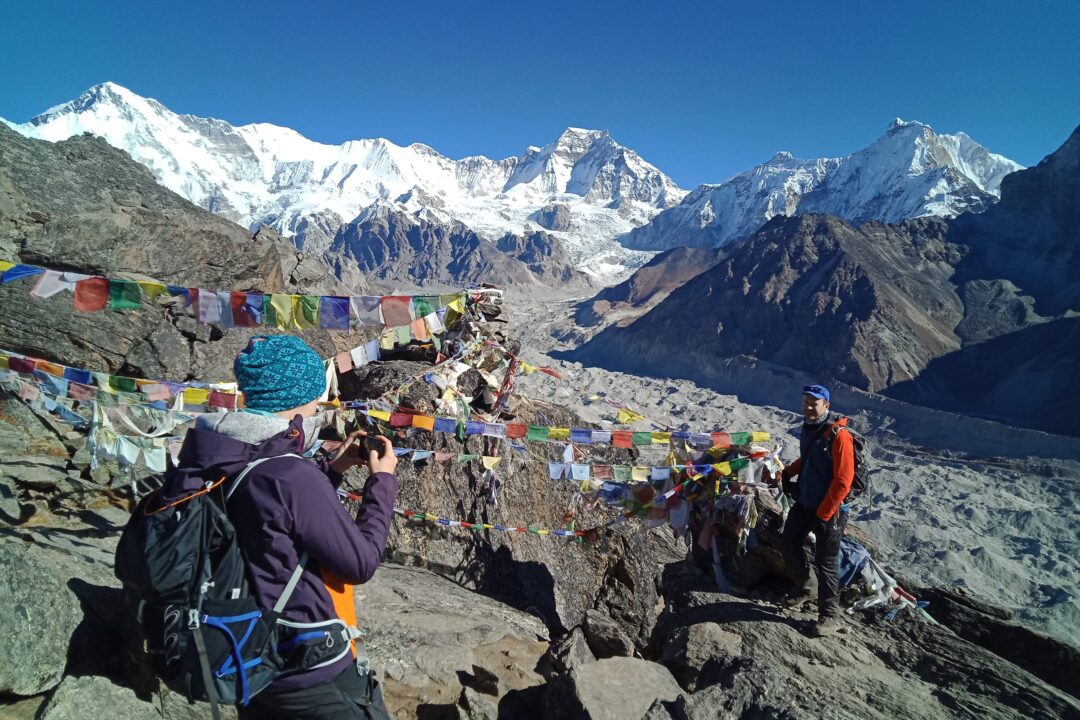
6, 83, 684, 275
623, 120, 1022, 251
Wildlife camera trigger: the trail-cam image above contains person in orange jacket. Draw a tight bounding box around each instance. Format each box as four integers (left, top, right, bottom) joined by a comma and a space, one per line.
767, 384, 855, 637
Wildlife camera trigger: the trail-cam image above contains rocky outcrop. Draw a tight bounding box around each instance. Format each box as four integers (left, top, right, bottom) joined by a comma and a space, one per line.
532, 203, 572, 231
574, 246, 726, 329
543, 657, 682, 720
344, 358, 687, 645
357, 563, 550, 718
327, 202, 562, 290
0, 124, 357, 383
495, 230, 593, 288
637, 561, 1080, 720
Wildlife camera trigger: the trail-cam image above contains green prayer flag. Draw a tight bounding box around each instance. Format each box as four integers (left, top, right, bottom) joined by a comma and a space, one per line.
631, 431, 653, 446
108, 279, 142, 311
729, 432, 751, 446
613, 465, 632, 482
457, 453, 477, 462
730, 457, 750, 470
412, 295, 438, 318
109, 376, 138, 393
395, 325, 411, 346
527, 425, 549, 441
265, 294, 293, 329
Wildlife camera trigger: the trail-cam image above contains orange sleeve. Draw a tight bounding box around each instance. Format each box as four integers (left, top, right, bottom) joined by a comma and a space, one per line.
816, 428, 854, 521
781, 457, 802, 480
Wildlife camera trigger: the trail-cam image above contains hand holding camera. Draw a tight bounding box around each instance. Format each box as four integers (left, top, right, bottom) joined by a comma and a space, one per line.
329, 430, 397, 476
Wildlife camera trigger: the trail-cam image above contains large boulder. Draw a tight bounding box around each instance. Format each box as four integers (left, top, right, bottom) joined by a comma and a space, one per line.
0, 534, 118, 696
360, 563, 549, 719
36, 675, 159, 720
543, 657, 682, 720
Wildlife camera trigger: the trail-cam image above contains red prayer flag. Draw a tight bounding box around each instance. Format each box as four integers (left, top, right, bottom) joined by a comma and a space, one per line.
505, 423, 527, 439
710, 432, 731, 449
612, 430, 634, 449
389, 412, 413, 427
208, 390, 237, 410
380, 296, 413, 327
73, 277, 109, 312
8, 357, 36, 374
230, 292, 259, 328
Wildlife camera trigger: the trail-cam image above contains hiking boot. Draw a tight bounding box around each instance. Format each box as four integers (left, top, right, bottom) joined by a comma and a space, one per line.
811, 615, 841, 637
782, 592, 811, 609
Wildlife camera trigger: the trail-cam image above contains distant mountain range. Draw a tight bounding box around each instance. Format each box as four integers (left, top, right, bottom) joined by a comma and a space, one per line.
3, 83, 1021, 282
569, 125, 1080, 437
623, 120, 1021, 251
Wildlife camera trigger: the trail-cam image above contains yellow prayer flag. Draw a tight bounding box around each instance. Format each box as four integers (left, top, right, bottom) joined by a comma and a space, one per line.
0, 355, 8, 371
750, 431, 770, 443
548, 427, 570, 440
293, 295, 319, 329
137, 281, 168, 300
631, 466, 649, 482
411, 415, 436, 431
182, 388, 211, 404
616, 408, 646, 424
367, 409, 391, 422
712, 462, 732, 476
379, 332, 395, 351
268, 294, 294, 330
519, 362, 536, 374
447, 298, 466, 314
481, 456, 501, 470
0, 261, 15, 273
651, 432, 672, 444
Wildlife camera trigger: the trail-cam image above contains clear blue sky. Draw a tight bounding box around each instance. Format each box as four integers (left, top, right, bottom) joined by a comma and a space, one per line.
2, 0, 1077, 188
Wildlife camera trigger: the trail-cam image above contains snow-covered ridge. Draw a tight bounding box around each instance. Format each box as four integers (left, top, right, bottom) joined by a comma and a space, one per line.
6, 83, 681, 277
4, 84, 1023, 277
623, 118, 1024, 251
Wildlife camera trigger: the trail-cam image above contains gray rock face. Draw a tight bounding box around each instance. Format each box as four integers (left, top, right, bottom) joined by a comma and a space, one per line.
360, 563, 548, 715
0, 123, 353, 384
328, 201, 587, 290
544, 657, 682, 720
532, 203, 572, 231
646, 560, 1080, 720
543, 627, 596, 676
36, 675, 159, 720
495, 230, 593, 287
0, 544, 83, 695
658, 622, 742, 692
0, 537, 117, 696
583, 608, 635, 658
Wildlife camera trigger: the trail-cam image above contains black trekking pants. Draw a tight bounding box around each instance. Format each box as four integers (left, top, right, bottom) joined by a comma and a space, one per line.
781, 503, 842, 617
237, 665, 391, 720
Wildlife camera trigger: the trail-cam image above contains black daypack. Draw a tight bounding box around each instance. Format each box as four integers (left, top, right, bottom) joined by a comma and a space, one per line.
827, 419, 872, 500
115, 455, 356, 718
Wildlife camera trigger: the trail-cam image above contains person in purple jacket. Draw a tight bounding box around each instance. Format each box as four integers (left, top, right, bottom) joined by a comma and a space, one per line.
170, 335, 398, 719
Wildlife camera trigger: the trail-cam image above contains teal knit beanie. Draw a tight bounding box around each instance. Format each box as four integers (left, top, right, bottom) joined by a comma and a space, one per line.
234, 335, 326, 413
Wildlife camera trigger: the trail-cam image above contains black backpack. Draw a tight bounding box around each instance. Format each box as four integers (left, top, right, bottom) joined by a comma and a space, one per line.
827, 419, 872, 500
115, 455, 353, 719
